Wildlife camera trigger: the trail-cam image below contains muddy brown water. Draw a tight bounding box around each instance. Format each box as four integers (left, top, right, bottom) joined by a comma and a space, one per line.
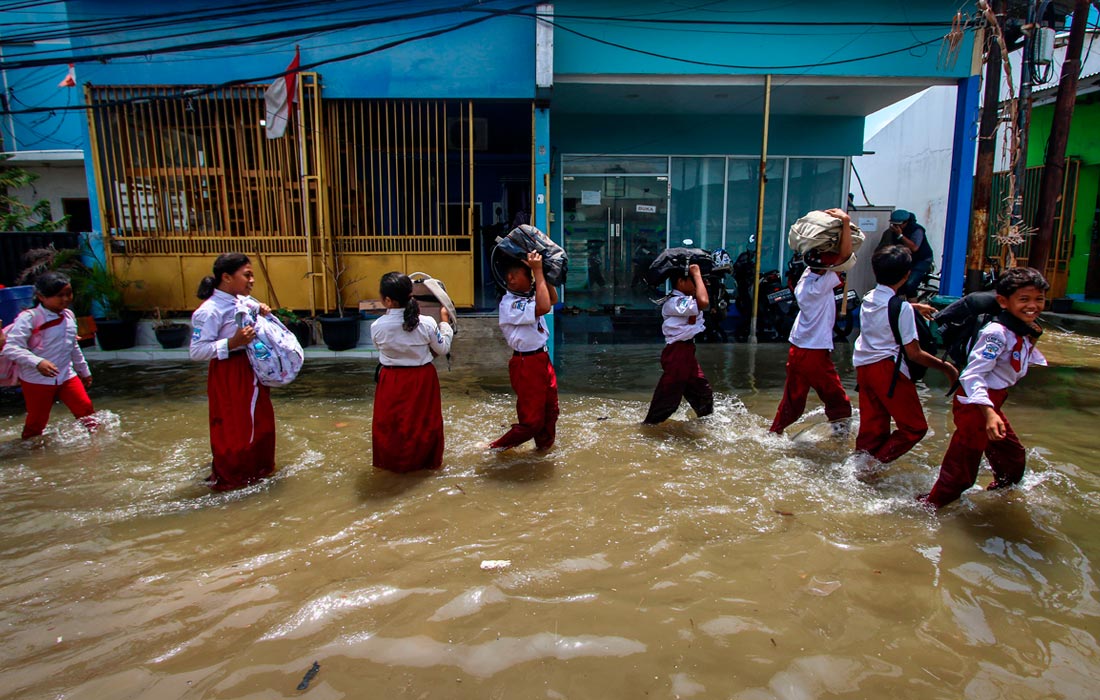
1, 334, 1098, 699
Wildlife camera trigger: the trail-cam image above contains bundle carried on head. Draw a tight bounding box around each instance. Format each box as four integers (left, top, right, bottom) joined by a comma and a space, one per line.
787, 210, 865, 272
644, 247, 715, 287
491, 224, 568, 288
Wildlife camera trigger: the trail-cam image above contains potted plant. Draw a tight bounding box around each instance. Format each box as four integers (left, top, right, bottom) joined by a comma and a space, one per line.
152, 308, 190, 349
273, 307, 313, 348
15, 245, 97, 347
82, 262, 139, 351
316, 245, 362, 351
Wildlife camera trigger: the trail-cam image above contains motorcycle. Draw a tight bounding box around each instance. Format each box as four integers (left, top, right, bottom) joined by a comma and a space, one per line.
696, 249, 733, 343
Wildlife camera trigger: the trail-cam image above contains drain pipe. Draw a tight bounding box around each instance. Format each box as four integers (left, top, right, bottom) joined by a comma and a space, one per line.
749, 74, 772, 344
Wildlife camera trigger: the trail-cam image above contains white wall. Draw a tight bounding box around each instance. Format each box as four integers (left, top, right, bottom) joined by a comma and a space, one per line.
849, 85, 959, 269
8, 163, 88, 227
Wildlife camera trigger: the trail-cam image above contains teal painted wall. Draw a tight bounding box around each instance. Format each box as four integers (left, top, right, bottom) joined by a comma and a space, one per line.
1027, 98, 1100, 297
552, 114, 864, 157
552, 0, 976, 79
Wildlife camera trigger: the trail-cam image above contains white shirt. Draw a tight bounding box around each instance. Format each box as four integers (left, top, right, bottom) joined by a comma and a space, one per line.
370, 309, 453, 366
853, 284, 917, 376
959, 321, 1047, 406
661, 290, 704, 344
498, 291, 549, 352
2, 306, 89, 385
788, 269, 840, 350
190, 289, 253, 362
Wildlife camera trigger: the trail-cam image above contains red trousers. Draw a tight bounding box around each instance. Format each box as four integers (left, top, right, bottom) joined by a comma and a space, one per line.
923, 388, 1024, 508
644, 340, 713, 424
490, 350, 559, 450
373, 363, 444, 472
20, 376, 96, 439
855, 359, 928, 463
207, 352, 275, 491
770, 346, 852, 434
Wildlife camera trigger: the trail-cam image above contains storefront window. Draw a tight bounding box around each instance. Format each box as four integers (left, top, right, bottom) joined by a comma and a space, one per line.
725, 157, 785, 270
561, 155, 669, 175
670, 157, 724, 251
783, 158, 846, 266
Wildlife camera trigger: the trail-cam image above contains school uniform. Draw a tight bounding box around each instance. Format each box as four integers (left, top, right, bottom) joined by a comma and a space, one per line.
852, 285, 928, 463
2, 306, 95, 439
643, 290, 713, 424
190, 289, 275, 491
490, 290, 559, 450
769, 268, 852, 434
370, 310, 453, 472
922, 321, 1046, 507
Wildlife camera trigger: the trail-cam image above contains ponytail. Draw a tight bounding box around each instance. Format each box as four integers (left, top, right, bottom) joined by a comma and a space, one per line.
197, 252, 251, 300
379, 271, 419, 332
403, 298, 420, 332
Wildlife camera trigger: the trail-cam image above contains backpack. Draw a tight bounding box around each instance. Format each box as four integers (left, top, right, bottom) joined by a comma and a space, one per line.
644, 247, 714, 288
932, 292, 1001, 369
234, 297, 304, 387
886, 295, 938, 398
0, 307, 70, 387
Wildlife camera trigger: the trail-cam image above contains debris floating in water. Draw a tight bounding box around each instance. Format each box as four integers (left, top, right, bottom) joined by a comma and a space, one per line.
480, 560, 511, 571
297, 661, 320, 691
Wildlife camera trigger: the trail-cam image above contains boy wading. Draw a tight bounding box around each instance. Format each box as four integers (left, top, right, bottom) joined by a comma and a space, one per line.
770, 208, 854, 434
644, 263, 713, 424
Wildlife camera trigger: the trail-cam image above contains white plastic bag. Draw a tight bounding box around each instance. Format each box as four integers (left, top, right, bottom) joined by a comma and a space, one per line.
234, 297, 304, 387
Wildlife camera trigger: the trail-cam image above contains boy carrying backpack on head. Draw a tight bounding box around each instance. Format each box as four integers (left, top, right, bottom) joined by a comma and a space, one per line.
919, 267, 1049, 509
852, 246, 957, 465
769, 208, 854, 435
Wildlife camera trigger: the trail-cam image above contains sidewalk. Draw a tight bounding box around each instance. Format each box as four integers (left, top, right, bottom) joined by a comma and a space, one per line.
1041, 311, 1100, 338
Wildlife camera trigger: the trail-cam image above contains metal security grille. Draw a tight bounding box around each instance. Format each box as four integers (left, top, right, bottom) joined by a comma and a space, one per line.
989, 159, 1079, 298
323, 99, 474, 253
86, 84, 308, 255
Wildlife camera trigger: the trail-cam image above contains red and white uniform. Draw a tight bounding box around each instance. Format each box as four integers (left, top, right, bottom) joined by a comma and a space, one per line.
2, 306, 95, 439
924, 322, 1047, 507
190, 289, 275, 490
644, 291, 713, 424
852, 285, 927, 463
490, 291, 558, 450
770, 268, 851, 434
370, 310, 453, 472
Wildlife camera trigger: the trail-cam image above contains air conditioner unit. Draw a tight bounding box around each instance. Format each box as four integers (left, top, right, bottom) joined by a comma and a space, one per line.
446, 117, 488, 151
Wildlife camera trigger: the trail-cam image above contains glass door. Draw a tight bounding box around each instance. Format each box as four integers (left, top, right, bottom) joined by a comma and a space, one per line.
562, 174, 668, 310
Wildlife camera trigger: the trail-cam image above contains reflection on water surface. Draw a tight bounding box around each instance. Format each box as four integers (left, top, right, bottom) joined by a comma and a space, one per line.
1, 336, 1098, 699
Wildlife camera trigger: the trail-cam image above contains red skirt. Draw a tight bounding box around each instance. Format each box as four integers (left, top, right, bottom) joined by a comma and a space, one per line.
206, 352, 276, 490
373, 363, 444, 472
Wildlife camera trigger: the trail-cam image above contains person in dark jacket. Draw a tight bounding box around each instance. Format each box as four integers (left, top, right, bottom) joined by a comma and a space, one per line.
878, 209, 933, 299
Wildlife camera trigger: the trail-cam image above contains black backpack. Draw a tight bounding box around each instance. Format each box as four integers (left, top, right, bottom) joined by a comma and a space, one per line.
644, 247, 714, 287
886, 294, 938, 398
932, 292, 1002, 369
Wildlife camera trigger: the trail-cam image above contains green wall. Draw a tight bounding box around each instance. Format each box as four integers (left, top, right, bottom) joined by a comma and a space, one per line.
1027, 97, 1100, 300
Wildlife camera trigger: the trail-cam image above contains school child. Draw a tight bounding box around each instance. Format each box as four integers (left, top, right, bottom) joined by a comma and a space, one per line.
919, 267, 1049, 508
852, 246, 957, 464
189, 253, 276, 491
2, 272, 96, 439
643, 263, 714, 424
769, 208, 854, 434
490, 251, 559, 451
370, 272, 454, 472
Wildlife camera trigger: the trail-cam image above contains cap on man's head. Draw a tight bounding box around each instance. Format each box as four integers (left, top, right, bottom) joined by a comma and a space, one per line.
889, 209, 911, 224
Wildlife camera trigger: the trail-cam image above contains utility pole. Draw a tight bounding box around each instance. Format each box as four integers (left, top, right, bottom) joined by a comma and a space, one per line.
1009, 0, 1039, 255
1030, 0, 1090, 275
968, 0, 1005, 292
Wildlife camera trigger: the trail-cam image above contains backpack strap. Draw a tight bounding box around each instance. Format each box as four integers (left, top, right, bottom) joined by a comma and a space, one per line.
886, 294, 905, 399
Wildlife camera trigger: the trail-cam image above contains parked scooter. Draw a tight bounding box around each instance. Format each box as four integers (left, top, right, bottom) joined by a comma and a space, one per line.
696, 249, 733, 343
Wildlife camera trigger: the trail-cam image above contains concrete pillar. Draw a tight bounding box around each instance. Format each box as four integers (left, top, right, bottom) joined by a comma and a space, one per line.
941, 75, 982, 297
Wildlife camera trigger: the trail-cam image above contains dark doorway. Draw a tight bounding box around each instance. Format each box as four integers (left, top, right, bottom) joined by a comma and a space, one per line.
62, 198, 92, 233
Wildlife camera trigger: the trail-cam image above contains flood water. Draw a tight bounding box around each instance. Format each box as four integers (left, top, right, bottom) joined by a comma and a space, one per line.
1, 333, 1099, 699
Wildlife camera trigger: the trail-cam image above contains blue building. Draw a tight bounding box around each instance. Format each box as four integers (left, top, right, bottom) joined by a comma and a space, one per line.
1, 1, 980, 341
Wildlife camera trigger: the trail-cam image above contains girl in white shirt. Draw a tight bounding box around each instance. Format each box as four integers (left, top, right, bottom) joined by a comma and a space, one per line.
189, 253, 276, 490
2, 272, 96, 439
370, 272, 453, 472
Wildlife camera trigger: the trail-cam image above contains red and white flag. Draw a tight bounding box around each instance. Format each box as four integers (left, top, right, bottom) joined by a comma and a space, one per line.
58, 64, 76, 88
264, 47, 300, 139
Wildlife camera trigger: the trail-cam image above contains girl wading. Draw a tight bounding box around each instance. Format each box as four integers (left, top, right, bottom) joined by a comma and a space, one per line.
189, 253, 276, 490
369, 272, 453, 472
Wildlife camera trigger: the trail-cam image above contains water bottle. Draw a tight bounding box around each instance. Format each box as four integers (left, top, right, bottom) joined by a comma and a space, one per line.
251, 338, 271, 360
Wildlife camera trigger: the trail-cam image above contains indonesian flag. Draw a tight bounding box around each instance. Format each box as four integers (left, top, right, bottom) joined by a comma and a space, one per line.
264, 47, 300, 139
58, 64, 76, 88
